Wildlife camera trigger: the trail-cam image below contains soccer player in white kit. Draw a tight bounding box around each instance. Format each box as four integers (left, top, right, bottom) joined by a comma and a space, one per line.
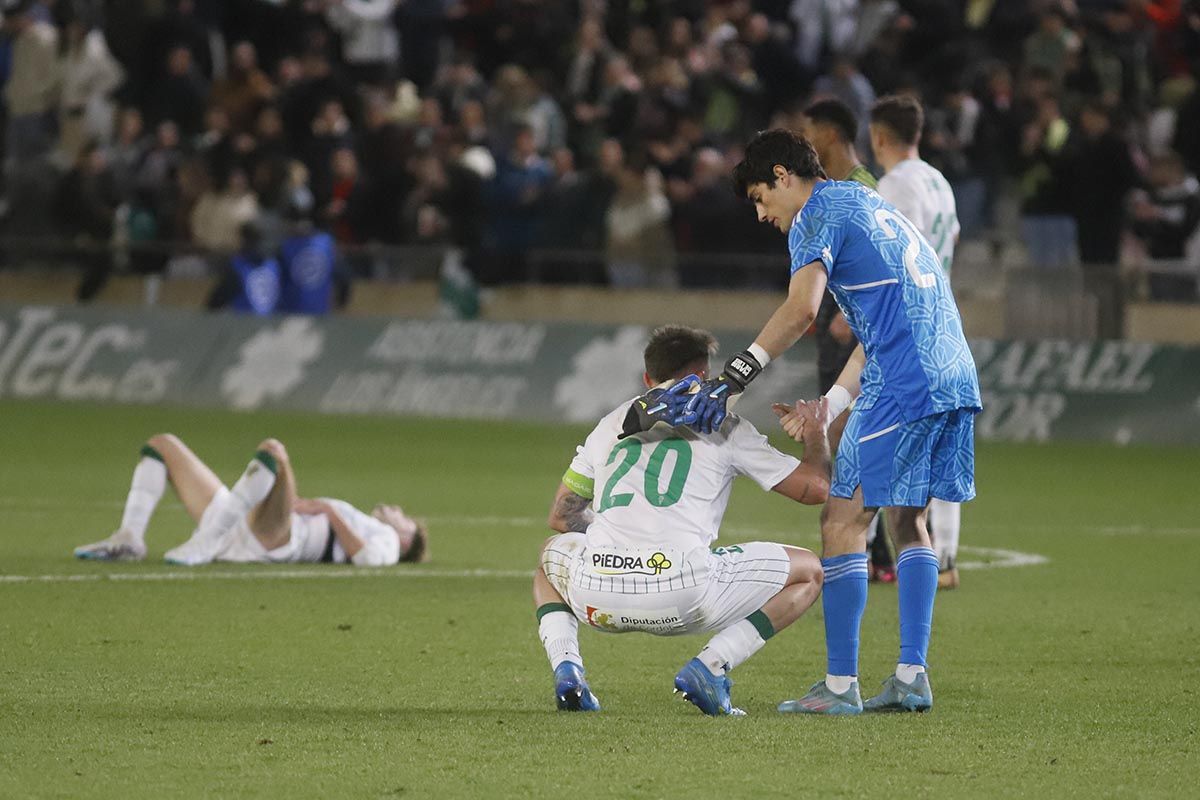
534, 326, 832, 715
74, 434, 427, 567
869, 94, 964, 590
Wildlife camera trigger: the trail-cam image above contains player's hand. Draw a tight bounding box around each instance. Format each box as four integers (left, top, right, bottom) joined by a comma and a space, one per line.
294, 497, 330, 516
799, 397, 831, 432
772, 401, 807, 442
618, 374, 701, 439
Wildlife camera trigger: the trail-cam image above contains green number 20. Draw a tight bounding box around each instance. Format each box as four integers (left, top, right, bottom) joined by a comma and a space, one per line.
598, 439, 692, 512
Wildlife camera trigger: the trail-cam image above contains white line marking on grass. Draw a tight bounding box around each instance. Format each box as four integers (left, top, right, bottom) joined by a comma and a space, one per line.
0, 568, 533, 584
956, 546, 1049, 571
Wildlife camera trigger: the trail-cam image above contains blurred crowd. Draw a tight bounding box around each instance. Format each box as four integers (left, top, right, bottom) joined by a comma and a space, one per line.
1, 0, 1199, 305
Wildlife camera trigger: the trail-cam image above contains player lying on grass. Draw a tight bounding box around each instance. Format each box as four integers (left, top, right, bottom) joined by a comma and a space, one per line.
74, 435, 427, 567
533, 325, 831, 715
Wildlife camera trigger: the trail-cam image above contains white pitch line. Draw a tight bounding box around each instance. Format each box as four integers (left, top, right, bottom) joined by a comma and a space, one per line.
0, 546, 1046, 586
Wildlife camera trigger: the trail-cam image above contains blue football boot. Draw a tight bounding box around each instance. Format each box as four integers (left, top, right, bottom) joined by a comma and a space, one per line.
554, 662, 600, 712
777, 680, 863, 715
673, 658, 745, 716
862, 672, 933, 713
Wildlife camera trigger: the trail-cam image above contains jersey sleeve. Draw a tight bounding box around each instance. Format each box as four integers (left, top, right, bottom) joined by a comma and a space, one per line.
563, 407, 623, 499
788, 192, 843, 278
726, 418, 802, 491
322, 499, 402, 567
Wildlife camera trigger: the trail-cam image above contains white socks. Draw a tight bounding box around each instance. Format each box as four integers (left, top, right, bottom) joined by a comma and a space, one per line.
826, 674, 858, 694
698, 618, 769, 676
896, 663, 926, 683
119, 454, 168, 542
928, 499, 961, 570
538, 609, 581, 670
203, 452, 278, 538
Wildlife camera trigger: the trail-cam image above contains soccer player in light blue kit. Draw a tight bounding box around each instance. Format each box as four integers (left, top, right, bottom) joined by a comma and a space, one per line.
646, 129, 981, 714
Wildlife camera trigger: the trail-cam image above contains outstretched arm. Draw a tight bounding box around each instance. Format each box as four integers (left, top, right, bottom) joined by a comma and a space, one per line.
547, 483, 594, 534
770, 399, 832, 505
752, 262, 829, 360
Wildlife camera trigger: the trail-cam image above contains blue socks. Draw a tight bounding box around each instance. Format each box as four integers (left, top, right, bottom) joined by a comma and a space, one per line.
896, 546, 939, 667
821, 553, 869, 676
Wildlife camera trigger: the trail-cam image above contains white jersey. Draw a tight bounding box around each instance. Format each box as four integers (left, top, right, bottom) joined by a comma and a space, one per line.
564, 400, 800, 551
211, 494, 400, 566
876, 158, 959, 276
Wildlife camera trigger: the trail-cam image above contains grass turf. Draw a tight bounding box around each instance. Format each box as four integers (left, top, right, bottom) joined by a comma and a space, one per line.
0, 400, 1196, 799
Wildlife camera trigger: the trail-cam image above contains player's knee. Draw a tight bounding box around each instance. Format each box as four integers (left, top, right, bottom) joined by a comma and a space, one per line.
147, 433, 181, 454
257, 438, 287, 460
787, 547, 823, 586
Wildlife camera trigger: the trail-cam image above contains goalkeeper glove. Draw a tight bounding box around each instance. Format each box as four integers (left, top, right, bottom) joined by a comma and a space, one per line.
680, 349, 765, 434
619, 374, 701, 439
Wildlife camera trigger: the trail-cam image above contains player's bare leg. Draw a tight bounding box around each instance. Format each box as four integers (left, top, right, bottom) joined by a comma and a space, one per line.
861, 504, 937, 712
779, 492, 875, 714
928, 498, 961, 589
681, 546, 822, 716
246, 439, 298, 552
76, 433, 221, 561
533, 536, 598, 711
164, 439, 282, 566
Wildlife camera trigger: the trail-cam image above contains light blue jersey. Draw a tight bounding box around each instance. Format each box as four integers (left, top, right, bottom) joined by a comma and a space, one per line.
788, 181, 981, 423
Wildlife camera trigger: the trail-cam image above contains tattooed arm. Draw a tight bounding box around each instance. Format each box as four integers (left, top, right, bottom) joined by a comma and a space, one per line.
547, 483, 595, 534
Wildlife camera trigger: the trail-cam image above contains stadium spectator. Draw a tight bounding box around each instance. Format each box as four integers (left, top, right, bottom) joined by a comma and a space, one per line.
324, 0, 401, 87
279, 203, 345, 315
1066, 100, 1139, 268
1130, 150, 1200, 301
55, 17, 123, 168
604, 145, 676, 288
190, 167, 259, 253
209, 41, 275, 135
486, 124, 554, 283
1018, 91, 1077, 268
145, 44, 207, 136
54, 143, 119, 301
206, 219, 280, 315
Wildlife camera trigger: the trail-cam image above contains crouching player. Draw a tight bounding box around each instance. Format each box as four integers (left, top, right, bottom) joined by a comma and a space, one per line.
74, 435, 427, 567
533, 325, 831, 715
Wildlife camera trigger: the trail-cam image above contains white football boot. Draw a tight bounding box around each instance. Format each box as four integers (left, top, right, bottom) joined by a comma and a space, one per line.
75, 529, 147, 562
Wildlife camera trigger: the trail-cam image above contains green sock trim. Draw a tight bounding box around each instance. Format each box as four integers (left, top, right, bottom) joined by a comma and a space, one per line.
253, 450, 278, 475
536, 603, 572, 622
139, 445, 164, 463
746, 609, 775, 641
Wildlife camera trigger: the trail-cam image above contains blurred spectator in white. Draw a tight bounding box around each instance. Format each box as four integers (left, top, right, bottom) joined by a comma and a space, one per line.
191, 167, 260, 252
1130, 150, 1200, 300
604, 142, 675, 288
788, 0, 860, 71
56, 17, 124, 168
209, 41, 275, 135
3, 0, 59, 165
323, 0, 400, 86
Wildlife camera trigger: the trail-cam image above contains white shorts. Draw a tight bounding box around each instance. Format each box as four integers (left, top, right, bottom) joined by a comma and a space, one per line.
203, 487, 332, 563
541, 534, 792, 636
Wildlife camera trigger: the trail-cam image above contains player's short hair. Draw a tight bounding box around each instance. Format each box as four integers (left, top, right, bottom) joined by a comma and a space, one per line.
804, 98, 860, 144
644, 325, 718, 383
732, 129, 825, 197
871, 95, 924, 146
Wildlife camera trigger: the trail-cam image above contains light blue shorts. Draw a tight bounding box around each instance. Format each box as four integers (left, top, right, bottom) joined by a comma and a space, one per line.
832, 395, 977, 508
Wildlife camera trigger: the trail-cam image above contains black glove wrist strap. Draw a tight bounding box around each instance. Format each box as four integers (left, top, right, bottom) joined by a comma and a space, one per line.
723, 350, 763, 391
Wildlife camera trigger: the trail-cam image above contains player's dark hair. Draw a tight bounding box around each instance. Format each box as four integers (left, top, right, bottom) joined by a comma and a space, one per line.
644, 325, 718, 383
732, 129, 825, 197
804, 98, 859, 144
871, 94, 924, 146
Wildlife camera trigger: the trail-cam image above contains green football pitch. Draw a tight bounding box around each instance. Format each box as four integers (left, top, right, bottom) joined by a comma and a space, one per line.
1, 400, 1196, 799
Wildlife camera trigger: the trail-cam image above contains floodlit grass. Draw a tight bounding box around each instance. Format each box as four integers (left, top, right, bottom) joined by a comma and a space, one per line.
0, 400, 1196, 798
